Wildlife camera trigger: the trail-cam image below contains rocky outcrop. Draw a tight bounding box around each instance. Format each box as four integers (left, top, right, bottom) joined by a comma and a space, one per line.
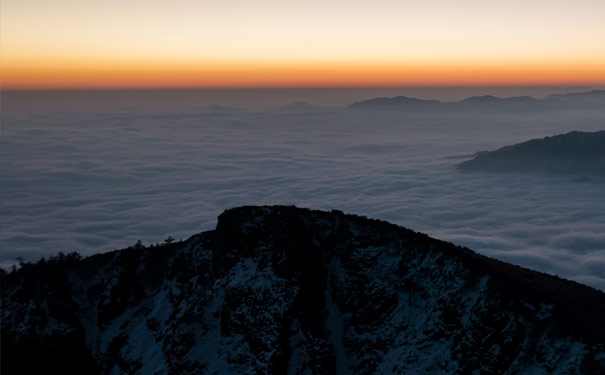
3, 206, 605, 374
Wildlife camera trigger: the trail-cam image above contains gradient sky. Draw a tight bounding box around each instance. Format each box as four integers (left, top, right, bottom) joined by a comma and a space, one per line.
2, 0, 605, 89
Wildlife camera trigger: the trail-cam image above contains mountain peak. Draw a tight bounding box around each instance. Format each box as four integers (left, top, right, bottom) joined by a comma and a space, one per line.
3, 205, 605, 374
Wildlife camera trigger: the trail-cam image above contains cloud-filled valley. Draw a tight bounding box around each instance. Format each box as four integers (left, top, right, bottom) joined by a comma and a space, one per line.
1, 89, 605, 290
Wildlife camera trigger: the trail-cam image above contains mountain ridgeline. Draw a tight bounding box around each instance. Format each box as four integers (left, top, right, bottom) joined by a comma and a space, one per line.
349, 89, 605, 111
457, 130, 605, 175
3, 206, 605, 374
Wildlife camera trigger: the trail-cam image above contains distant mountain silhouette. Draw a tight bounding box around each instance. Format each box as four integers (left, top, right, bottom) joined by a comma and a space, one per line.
545, 90, 605, 102
281, 100, 315, 110
348, 96, 443, 110
457, 130, 605, 175
350, 90, 605, 111
454, 95, 543, 111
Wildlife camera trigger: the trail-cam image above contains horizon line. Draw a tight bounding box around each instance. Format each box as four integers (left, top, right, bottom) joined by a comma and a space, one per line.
3, 84, 601, 93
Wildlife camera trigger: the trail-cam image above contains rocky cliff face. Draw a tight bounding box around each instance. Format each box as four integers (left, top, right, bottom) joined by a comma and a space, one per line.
3, 206, 605, 375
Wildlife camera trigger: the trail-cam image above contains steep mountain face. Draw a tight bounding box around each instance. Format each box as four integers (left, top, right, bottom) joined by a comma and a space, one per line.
457, 130, 605, 175
3, 206, 605, 375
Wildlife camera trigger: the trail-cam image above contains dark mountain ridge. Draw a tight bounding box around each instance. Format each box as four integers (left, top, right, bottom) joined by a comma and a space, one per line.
350, 89, 605, 111
457, 130, 605, 175
348, 96, 444, 110
3, 206, 605, 374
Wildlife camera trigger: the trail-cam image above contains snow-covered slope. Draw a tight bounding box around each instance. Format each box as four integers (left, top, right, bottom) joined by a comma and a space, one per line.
3, 206, 605, 374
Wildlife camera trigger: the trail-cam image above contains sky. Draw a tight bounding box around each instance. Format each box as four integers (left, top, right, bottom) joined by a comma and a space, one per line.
2, 0, 605, 89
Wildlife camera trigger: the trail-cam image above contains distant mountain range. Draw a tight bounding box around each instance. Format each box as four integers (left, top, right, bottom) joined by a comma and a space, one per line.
3, 206, 605, 374
457, 130, 605, 175
350, 90, 605, 111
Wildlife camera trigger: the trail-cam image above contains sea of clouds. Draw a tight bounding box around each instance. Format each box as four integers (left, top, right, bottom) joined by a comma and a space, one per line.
2, 88, 604, 290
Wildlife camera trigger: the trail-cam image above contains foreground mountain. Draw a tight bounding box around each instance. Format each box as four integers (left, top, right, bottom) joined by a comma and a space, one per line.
350, 89, 605, 111
457, 130, 605, 175
3, 206, 605, 375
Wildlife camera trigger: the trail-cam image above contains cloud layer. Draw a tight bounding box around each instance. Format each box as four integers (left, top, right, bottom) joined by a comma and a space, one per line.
2, 91, 605, 290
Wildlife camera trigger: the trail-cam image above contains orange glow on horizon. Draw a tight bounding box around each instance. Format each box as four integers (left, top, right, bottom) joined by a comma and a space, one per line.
4, 0, 604, 90
3, 59, 605, 90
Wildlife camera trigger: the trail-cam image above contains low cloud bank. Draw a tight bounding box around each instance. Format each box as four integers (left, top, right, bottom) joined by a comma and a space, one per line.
2, 93, 605, 290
